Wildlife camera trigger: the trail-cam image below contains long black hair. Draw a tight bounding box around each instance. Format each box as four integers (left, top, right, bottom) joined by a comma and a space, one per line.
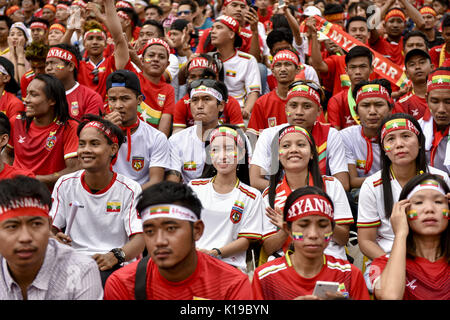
378, 113, 428, 219
398, 173, 450, 263
268, 125, 324, 208
200, 124, 250, 185
21, 74, 71, 131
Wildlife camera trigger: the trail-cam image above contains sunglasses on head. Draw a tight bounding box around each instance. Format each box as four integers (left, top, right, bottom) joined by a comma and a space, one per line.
189, 78, 219, 90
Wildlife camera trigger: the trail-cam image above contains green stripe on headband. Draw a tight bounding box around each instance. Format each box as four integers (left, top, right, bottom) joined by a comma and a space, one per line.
361, 84, 381, 93
150, 206, 170, 214
291, 85, 310, 92
384, 118, 407, 130
217, 126, 238, 137
431, 75, 450, 84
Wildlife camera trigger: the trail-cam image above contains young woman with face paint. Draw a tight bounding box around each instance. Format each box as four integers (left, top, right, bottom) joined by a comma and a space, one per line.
252, 186, 370, 300
370, 173, 450, 300
260, 125, 353, 263
357, 113, 450, 292
188, 124, 263, 272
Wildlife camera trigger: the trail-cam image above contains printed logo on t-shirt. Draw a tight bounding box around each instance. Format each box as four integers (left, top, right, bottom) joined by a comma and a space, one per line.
18, 135, 26, 144
356, 160, 366, 170
338, 283, 349, 298
406, 278, 417, 290
230, 200, 244, 224
106, 201, 121, 213
157, 94, 166, 107
183, 161, 196, 171
45, 131, 57, 151
132, 156, 145, 171
71, 101, 79, 116
225, 70, 236, 77
268, 117, 277, 127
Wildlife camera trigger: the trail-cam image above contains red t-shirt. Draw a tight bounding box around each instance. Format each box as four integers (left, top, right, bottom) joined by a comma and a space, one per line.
66, 82, 105, 121
10, 118, 79, 176
173, 93, 244, 129
252, 253, 370, 300
133, 73, 175, 128
0, 163, 35, 179
247, 90, 287, 135
371, 36, 404, 67
320, 55, 350, 96
327, 88, 358, 129
394, 92, 428, 120
20, 69, 36, 98
371, 255, 450, 300
104, 251, 254, 300
430, 44, 450, 68
257, 6, 273, 24
0, 91, 24, 121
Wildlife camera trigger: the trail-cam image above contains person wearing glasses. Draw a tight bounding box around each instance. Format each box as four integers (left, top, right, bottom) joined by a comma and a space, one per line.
44, 44, 104, 121
173, 54, 244, 134
250, 80, 350, 193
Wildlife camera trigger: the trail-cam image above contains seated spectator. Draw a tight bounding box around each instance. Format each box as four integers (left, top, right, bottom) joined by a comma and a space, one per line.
5, 22, 30, 84
0, 57, 24, 121
252, 186, 370, 300
0, 176, 103, 300
20, 42, 49, 99
370, 173, 450, 300
48, 23, 66, 46
429, 13, 450, 67
29, 17, 50, 45
103, 181, 254, 300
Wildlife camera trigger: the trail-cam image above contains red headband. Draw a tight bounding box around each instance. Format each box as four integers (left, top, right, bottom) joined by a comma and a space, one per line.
223, 0, 246, 7
272, 50, 299, 68
188, 57, 218, 73
286, 194, 334, 222
215, 15, 240, 33
56, 3, 69, 10
287, 84, 321, 106
355, 84, 392, 105
6, 5, 20, 16
385, 9, 406, 22
0, 197, 49, 222
47, 47, 78, 68
324, 12, 344, 22
380, 118, 420, 142
30, 22, 48, 30
427, 71, 450, 92
84, 121, 119, 144
50, 23, 66, 34
117, 10, 131, 21
420, 6, 437, 17
116, 1, 134, 9
72, 0, 87, 9
210, 127, 245, 149
143, 38, 170, 57
44, 4, 56, 12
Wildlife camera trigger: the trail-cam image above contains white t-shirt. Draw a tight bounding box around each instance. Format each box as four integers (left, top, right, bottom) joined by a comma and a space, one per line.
250, 123, 349, 176
189, 178, 264, 270
170, 55, 188, 102
50, 170, 143, 257
113, 119, 170, 185
357, 166, 450, 254
340, 125, 381, 178
223, 50, 262, 108
261, 176, 354, 260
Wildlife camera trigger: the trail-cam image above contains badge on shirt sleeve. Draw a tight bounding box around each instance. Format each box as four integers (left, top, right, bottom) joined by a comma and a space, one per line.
71, 101, 79, 116
132, 156, 145, 171
45, 131, 57, 151
230, 200, 244, 224
268, 117, 277, 127
157, 94, 166, 107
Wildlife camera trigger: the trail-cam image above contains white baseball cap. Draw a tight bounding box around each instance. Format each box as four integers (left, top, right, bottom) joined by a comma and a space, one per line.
303, 6, 322, 17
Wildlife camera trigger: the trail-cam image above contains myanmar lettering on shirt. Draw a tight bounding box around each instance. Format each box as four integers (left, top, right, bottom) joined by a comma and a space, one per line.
370, 255, 450, 300
394, 92, 428, 120
327, 87, 358, 129
189, 178, 263, 270
252, 253, 370, 300
247, 90, 288, 136
113, 119, 171, 185
173, 93, 244, 129
429, 44, 450, 68
50, 170, 143, 256
103, 251, 254, 300
0, 90, 24, 121
65, 82, 105, 121
10, 116, 78, 176
20, 69, 35, 98
134, 73, 175, 128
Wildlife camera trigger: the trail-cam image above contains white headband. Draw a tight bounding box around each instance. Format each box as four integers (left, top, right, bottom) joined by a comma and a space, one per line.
140, 204, 198, 223
406, 180, 446, 200
0, 65, 8, 76
190, 85, 223, 102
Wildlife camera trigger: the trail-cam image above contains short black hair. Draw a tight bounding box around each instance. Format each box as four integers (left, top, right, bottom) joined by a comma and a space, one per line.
170, 18, 189, 31
142, 19, 165, 38
266, 28, 293, 52
345, 45, 373, 66
403, 30, 429, 49
0, 15, 13, 29
324, 3, 344, 15
145, 4, 163, 16
179, 0, 197, 13
0, 111, 10, 136
136, 181, 203, 219
346, 16, 367, 32
270, 14, 290, 30
0, 176, 52, 211
442, 12, 450, 29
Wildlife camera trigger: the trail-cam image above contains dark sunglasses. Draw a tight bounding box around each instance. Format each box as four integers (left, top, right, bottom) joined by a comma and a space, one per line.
177, 10, 191, 16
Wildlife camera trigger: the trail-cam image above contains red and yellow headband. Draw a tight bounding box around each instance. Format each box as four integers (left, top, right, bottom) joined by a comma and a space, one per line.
188, 57, 218, 73
278, 125, 312, 145
427, 72, 450, 92
43, 4, 56, 13
272, 50, 299, 68
56, 3, 69, 10
287, 84, 321, 106
6, 5, 20, 16
420, 6, 437, 17
47, 47, 78, 68
30, 21, 48, 30
286, 194, 334, 222
210, 126, 245, 149
324, 12, 344, 22
381, 118, 420, 142
50, 23, 66, 34
0, 197, 49, 222
84, 121, 118, 144
355, 84, 391, 105
83, 28, 107, 41
385, 9, 406, 22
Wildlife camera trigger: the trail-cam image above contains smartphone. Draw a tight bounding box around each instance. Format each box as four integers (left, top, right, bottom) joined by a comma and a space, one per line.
278, 0, 286, 9
250, 5, 258, 12
312, 281, 340, 299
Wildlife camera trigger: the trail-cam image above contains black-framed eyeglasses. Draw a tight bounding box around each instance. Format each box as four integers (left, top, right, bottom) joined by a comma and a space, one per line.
91, 68, 99, 85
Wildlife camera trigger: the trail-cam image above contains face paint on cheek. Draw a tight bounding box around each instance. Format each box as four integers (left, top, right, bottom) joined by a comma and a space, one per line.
443, 209, 449, 219
324, 231, 333, 242
285, 111, 292, 117
278, 149, 285, 156
56, 65, 65, 70
407, 210, 418, 220
384, 144, 392, 153
292, 232, 303, 241
143, 57, 151, 63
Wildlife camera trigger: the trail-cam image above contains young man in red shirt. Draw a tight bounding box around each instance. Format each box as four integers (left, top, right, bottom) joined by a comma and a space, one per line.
430, 14, 450, 68
45, 44, 104, 121
104, 181, 254, 300
20, 42, 49, 99
0, 57, 24, 122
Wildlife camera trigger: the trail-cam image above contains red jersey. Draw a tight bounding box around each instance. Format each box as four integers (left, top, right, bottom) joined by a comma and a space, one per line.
247, 90, 287, 135
0, 90, 24, 121
327, 88, 359, 129
0, 163, 34, 179
320, 55, 350, 96
371, 36, 404, 67
104, 251, 254, 300
371, 255, 450, 300
66, 82, 105, 121
429, 44, 450, 68
10, 117, 79, 176
173, 93, 244, 129
252, 253, 370, 300
394, 92, 428, 120
133, 73, 175, 128
20, 69, 36, 98
257, 7, 273, 24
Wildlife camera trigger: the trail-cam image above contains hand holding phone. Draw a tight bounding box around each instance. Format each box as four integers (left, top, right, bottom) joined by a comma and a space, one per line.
278, 0, 286, 9
312, 281, 340, 299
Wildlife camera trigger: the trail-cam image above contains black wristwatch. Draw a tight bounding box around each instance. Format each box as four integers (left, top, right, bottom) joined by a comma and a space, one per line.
110, 248, 126, 265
